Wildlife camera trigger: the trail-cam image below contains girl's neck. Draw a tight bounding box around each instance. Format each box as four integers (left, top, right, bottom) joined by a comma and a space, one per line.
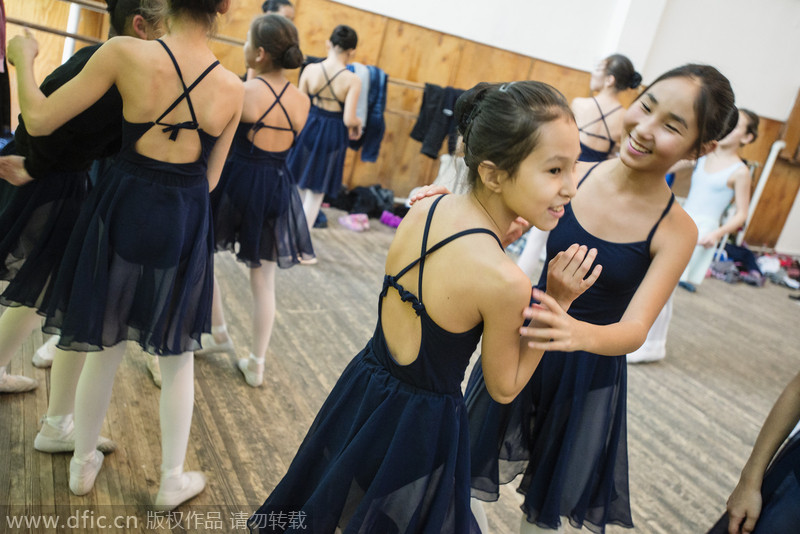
708, 143, 741, 162
324, 51, 348, 68
609, 159, 672, 196
594, 87, 621, 104
162, 17, 212, 47
253, 68, 286, 84
470, 188, 513, 238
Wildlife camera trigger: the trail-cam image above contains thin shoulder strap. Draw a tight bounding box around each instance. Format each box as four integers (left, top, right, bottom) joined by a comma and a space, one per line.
646, 193, 676, 243
389, 196, 502, 305
154, 39, 220, 140
251, 79, 294, 138
577, 162, 603, 188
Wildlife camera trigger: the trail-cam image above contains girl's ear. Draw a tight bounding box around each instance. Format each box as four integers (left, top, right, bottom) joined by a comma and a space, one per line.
696, 139, 719, 158
741, 132, 755, 147
477, 161, 506, 194
130, 14, 148, 39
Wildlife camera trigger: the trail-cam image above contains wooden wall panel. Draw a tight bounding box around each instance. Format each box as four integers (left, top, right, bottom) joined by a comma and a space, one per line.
377, 21, 461, 87
293, 0, 388, 66
779, 88, 800, 161
450, 41, 534, 89
743, 159, 800, 248
211, 2, 262, 76
5, 0, 75, 130
741, 117, 784, 187
528, 60, 591, 104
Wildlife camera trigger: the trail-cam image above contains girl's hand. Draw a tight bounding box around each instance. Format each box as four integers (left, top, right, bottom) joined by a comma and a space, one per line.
408, 185, 450, 205
519, 289, 587, 352
0, 155, 34, 186
348, 122, 363, 140
726, 480, 762, 534
502, 217, 530, 247
7, 28, 39, 68
698, 231, 722, 249
546, 244, 602, 310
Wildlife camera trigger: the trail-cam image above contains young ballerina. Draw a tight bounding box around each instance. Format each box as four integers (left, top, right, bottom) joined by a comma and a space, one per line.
0, 0, 162, 400
707, 370, 800, 534
7, 0, 243, 509
248, 81, 600, 533
194, 13, 313, 388
287, 24, 362, 234
572, 54, 642, 162
459, 65, 738, 534
679, 108, 759, 291
627, 108, 759, 364
515, 54, 641, 280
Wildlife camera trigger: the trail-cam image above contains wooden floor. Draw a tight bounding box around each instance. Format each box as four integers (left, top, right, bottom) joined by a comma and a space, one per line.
1, 207, 799, 533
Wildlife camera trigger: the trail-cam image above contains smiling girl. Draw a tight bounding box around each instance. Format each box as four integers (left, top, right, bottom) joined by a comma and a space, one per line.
465, 65, 738, 533
248, 81, 600, 534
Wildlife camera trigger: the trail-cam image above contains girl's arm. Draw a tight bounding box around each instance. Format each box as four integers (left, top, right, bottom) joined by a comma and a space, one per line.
726, 371, 800, 534
8, 30, 119, 136
525, 209, 696, 355
478, 268, 551, 404
481, 251, 600, 404
206, 81, 244, 192
342, 74, 362, 139
698, 167, 752, 248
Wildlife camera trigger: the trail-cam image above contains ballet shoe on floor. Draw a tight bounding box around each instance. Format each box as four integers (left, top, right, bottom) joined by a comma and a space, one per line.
32, 338, 57, 368
146, 354, 162, 388
154, 472, 206, 511
69, 450, 104, 496
237, 356, 264, 387
0, 371, 37, 393
34, 416, 117, 454
194, 332, 235, 357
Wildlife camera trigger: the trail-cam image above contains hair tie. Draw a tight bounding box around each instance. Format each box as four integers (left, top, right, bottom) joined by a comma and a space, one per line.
499, 82, 515, 93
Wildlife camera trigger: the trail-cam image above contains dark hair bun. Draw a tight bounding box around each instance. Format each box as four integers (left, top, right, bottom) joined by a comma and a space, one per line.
280, 45, 304, 69
629, 72, 642, 89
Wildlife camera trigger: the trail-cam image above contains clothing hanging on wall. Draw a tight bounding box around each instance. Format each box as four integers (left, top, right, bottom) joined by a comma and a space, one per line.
410, 83, 464, 158
346, 63, 387, 162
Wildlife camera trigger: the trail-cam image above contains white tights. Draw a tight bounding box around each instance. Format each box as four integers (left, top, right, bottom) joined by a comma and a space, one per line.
73, 343, 194, 480
299, 188, 325, 229
471, 498, 489, 533
207, 261, 276, 367
0, 305, 45, 368
249, 261, 276, 361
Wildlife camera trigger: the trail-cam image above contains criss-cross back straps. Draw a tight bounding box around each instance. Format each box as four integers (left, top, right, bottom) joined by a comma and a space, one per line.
310, 64, 347, 108
154, 39, 220, 141
249, 79, 295, 145
388, 195, 503, 312
578, 97, 622, 146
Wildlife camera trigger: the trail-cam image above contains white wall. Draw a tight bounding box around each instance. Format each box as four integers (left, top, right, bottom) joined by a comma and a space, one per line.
334, 0, 629, 70
335, 0, 800, 121
645, 0, 800, 120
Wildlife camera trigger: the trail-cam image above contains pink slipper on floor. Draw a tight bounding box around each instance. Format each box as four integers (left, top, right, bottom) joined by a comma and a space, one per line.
339, 213, 368, 232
